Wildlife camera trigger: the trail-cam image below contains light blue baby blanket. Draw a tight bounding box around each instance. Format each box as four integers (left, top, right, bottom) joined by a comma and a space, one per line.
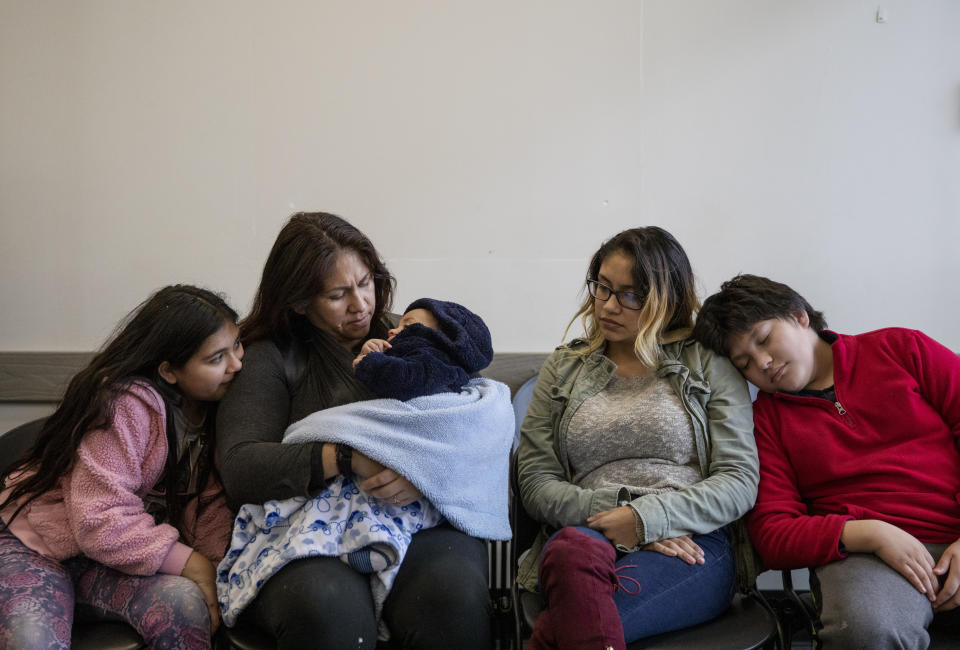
284, 376, 513, 539
217, 377, 514, 631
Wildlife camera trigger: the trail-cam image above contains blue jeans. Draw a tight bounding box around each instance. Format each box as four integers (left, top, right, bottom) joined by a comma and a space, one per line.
539, 526, 735, 642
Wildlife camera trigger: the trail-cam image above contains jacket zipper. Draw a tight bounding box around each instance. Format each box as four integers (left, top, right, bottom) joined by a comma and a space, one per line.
831, 398, 856, 427
677, 387, 709, 476
776, 392, 854, 426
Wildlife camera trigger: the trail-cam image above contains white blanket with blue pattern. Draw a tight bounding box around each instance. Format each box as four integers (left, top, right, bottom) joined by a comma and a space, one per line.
217, 377, 513, 632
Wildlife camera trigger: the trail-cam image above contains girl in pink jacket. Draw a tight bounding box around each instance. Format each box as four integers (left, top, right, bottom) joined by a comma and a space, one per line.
0, 285, 243, 650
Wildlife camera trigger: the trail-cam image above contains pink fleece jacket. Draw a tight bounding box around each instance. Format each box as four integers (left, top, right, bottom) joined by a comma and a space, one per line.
0, 381, 233, 576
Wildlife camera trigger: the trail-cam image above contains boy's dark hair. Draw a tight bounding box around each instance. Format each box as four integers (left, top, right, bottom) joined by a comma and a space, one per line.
693, 274, 827, 356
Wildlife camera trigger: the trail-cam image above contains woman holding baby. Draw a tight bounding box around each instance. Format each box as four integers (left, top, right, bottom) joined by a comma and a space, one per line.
215, 212, 493, 649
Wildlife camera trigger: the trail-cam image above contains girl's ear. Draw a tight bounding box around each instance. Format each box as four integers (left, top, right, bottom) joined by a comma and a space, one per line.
157, 361, 178, 385
292, 302, 307, 316
793, 310, 811, 328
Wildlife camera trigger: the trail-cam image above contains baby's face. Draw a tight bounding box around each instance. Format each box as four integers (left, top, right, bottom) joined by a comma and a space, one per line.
387, 308, 439, 341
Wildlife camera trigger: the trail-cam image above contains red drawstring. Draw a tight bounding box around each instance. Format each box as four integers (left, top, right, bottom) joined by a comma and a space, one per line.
613, 565, 641, 595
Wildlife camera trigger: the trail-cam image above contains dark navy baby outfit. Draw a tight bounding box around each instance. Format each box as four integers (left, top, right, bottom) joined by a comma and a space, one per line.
354, 298, 494, 401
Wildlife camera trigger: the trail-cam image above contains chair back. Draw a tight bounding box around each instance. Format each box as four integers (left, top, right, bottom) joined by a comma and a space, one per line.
511, 374, 537, 451
0, 417, 46, 475
509, 375, 542, 552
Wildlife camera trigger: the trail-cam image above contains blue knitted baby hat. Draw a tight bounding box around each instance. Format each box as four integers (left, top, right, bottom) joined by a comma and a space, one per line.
404, 298, 494, 373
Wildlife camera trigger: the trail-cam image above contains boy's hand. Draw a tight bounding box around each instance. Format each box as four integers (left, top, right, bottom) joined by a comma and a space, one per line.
842, 520, 937, 601
587, 506, 639, 548
643, 536, 705, 565
353, 339, 391, 368
933, 537, 960, 611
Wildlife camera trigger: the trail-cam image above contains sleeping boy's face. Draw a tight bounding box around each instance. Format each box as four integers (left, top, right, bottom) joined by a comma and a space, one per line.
387, 308, 439, 341
726, 312, 820, 394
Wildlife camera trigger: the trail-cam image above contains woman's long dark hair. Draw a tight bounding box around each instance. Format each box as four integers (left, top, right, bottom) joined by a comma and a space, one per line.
241, 212, 396, 349
1, 285, 238, 526
565, 226, 700, 367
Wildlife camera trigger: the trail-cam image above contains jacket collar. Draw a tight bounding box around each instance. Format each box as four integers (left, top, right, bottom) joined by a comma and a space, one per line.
574, 338, 708, 390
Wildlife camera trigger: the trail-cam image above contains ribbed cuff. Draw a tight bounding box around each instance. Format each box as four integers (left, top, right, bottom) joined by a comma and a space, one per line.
160, 541, 194, 575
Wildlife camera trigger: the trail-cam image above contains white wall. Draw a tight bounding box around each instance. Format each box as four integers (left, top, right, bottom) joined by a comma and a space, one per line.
642, 1, 960, 347
1, 0, 648, 354
2, 2, 958, 409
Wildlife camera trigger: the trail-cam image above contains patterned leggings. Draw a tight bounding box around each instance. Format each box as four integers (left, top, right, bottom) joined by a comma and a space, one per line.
0, 530, 210, 650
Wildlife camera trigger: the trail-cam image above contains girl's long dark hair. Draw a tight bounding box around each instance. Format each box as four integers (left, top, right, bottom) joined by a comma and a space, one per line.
0, 285, 238, 526
241, 212, 396, 348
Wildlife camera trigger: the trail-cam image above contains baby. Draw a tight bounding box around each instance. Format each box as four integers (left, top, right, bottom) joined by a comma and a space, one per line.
353, 298, 494, 401
340, 298, 494, 571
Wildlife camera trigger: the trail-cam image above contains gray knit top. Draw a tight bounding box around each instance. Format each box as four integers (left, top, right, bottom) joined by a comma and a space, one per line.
566, 372, 702, 496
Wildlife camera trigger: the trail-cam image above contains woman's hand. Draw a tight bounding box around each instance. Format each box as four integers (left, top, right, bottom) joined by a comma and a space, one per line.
350, 449, 387, 479
359, 468, 422, 507
587, 506, 640, 548
643, 536, 705, 565
353, 338, 391, 368
933, 537, 960, 611
351, 450, 422, 506
842, 520, 937, 600
328, 449, 422, 507
181, 551, 220, 634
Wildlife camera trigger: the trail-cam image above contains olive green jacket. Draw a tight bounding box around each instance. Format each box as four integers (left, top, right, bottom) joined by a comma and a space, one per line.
516, 338, 761, 592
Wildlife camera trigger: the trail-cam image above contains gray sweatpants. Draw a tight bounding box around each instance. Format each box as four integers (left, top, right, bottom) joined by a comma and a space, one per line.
812, 543, 960, 649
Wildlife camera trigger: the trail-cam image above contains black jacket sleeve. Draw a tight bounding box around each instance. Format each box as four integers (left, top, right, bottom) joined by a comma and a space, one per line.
215, 340, 325, 509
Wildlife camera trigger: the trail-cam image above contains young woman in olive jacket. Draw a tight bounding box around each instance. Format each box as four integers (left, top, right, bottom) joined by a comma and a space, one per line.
517, 227, 759, 649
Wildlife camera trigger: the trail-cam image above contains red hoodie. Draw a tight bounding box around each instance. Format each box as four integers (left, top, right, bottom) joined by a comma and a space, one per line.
748, 328, 960, 569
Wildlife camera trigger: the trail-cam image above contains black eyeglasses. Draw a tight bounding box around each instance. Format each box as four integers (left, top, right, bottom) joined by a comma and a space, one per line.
586, 279, 644, 310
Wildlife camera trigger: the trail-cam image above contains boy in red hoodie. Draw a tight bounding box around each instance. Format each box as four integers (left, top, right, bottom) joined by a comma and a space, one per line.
694, 274, 960, 648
